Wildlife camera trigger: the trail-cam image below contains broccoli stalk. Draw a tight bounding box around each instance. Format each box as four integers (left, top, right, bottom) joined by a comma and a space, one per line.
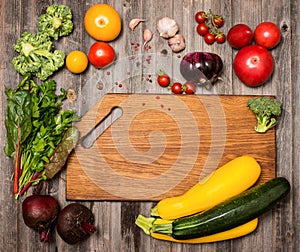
38, 4, 73, 40
12, 31, 65, 81
247, 96, 282, 133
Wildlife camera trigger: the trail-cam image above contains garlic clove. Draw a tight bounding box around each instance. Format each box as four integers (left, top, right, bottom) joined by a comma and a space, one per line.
129, 18, 146, 30
157, 17, 179, 38
143, 29, 153, 48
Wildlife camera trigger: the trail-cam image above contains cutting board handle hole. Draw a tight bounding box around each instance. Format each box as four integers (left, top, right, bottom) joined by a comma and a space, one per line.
80, 106, 123, 148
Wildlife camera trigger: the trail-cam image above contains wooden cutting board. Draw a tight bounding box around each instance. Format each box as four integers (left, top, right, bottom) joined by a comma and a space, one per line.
66, 94, 276, 201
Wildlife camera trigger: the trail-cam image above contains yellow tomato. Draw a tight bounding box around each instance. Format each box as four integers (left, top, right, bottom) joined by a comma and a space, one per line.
84, 4, 122, 41
66, 50, 88, 74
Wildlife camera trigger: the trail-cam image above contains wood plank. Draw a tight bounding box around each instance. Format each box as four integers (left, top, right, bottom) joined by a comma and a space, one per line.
66, 94, 276, 200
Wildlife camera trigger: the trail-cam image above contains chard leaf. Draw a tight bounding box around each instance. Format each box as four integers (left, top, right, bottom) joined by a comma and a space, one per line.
44, 127, 79, 179
4, 89, 32, 157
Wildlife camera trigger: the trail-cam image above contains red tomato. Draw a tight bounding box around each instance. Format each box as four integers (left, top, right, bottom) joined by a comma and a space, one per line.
88, 42, 115, 68
204, 33, 215, 44
233, 45, 274, 87
196, 23, 209, 36
183, 82, 196, 94
227, 24, 253, 49
213, 15, 224, 28
254, 22, 281, 49
195, 11, 207, 23
157, 72, 171, 87
171, 82, 183, 94
215, 33, 226, 44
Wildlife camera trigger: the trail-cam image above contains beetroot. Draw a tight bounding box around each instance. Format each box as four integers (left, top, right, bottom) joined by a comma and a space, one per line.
56, 203, 96, 244
22, 195, 60, 243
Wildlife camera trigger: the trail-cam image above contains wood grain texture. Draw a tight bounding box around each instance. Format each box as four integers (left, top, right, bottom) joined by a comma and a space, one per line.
66, 94, 275, 200
0, 0, 298, 251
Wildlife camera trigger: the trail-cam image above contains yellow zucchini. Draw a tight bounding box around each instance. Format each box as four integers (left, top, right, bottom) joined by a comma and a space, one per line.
151, 155, 261, 220
150, 218, 259, 243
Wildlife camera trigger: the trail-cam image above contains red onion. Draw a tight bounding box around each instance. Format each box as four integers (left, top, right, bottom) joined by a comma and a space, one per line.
22, 195, 60, 243
180, 52, 223, 88
56, 203, 96, 244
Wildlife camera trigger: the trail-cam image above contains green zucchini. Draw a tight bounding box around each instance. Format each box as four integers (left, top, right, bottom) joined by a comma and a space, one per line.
152, 177, 290, 240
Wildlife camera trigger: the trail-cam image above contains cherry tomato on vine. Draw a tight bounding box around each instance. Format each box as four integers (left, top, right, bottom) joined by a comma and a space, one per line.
215, 33, 226, 44
88, 41, 115, 68
196, 23, 209, 36
157, 72, 171, 87
213, 15, 224, 28
195, 11, 207, 23
183, 82, 196, 94
204, 33, 215, 44
171, 82, 183, 94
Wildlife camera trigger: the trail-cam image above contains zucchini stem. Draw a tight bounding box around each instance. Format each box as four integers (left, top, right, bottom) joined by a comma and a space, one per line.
150, 206, 159, 217
135, 215, 156, 235
135, 215, 174, 236
152, 222, 173, 235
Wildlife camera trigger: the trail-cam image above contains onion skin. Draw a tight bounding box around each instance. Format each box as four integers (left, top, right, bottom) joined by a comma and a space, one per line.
22, 195, 60, 243
180, 52, 223, 87
56, 203, 96, 245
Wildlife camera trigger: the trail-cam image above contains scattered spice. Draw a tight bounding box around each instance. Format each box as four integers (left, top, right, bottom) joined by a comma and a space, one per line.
96, 81, 104, 90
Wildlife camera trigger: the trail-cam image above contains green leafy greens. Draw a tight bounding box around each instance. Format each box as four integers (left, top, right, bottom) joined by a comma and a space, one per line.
4, 75, 80, 198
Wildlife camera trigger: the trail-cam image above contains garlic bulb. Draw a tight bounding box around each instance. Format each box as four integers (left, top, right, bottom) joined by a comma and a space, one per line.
168, 34, 186, 52
157, 17, 179, 38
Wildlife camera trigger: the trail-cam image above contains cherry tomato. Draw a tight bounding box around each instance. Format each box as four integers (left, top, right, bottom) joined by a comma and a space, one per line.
157, 72, 171, 87
254, 22, 281, 49
183, 82, 196, 94
204, 33, 215, 44
171, 82, 183, 94
213, 15, 224, 28
196, 23, 209, 36
215, 33, 226, 44
195, 11, 207, 23
88, 41, 115, 68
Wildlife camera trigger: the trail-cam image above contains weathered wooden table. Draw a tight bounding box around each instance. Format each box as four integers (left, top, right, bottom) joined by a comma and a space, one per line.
1, 0, 299, 251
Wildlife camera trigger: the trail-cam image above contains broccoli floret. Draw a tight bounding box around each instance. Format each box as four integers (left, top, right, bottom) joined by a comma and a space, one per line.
247, 96, 282, 133
12, 31, 65, 81
38, 4, 73, 40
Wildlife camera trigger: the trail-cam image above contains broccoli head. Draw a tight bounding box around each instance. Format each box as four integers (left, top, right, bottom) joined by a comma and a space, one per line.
12, 31, 65, 81
38, 4, 73, 40
247, 96, 282, 133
